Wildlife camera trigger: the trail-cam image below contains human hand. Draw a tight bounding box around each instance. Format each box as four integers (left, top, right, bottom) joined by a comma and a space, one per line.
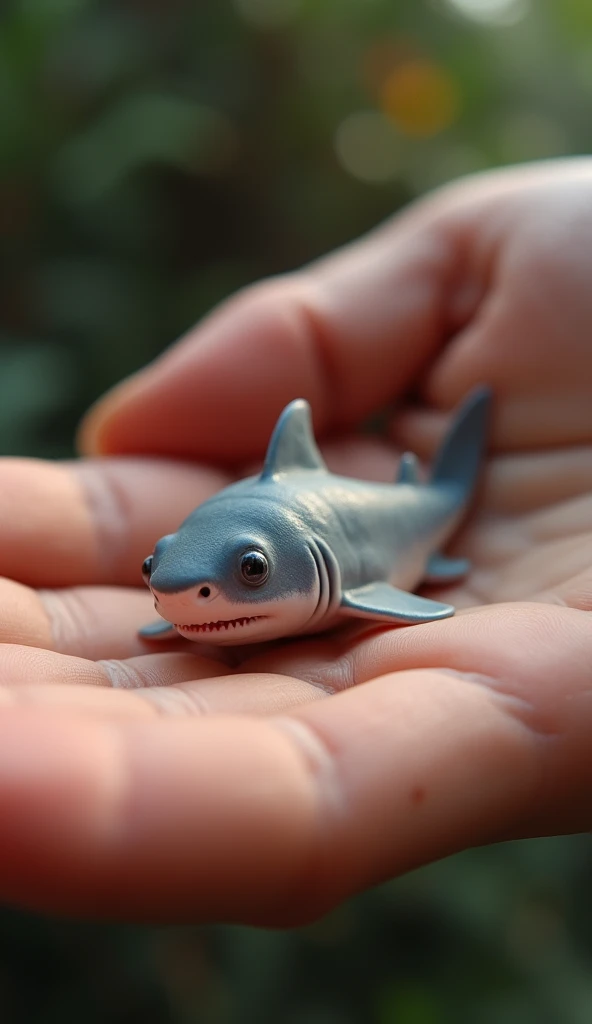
0, 159, 590, 922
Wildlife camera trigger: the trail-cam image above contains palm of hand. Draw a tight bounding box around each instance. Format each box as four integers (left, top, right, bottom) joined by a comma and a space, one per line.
0, 162, 591, 921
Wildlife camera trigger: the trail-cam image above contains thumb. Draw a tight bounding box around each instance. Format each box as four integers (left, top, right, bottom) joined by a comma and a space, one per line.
77, 208, 459, 465
78, 159, 592, 465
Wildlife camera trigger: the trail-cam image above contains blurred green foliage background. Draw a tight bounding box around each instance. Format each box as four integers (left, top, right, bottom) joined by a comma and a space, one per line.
1, 0, 592, 1021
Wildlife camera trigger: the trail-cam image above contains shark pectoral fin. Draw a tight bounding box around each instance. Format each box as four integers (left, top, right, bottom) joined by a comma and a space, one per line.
138, 620, 179, 640
340, 583, 455, 625
424, 553, 470, 584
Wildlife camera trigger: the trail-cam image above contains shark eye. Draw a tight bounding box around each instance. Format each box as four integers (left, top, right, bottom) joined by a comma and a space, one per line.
240, 551, 269, 586
141, 555, 153, 583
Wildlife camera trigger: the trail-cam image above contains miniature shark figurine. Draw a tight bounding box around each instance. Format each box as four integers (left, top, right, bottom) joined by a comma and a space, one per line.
139, 387, 491, 646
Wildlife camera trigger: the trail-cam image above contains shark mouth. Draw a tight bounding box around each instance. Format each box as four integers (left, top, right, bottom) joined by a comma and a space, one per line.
174, 615, 267, 634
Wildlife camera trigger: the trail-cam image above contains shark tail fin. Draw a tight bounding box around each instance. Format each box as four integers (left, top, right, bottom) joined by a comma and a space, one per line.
430, 386, 492, 501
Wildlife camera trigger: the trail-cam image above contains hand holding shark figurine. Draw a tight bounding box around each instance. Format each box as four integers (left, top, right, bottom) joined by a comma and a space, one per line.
139, 387, 491, 646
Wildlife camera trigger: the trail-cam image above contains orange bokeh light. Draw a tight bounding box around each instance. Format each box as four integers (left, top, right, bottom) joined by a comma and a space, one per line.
381, 59, 460, 137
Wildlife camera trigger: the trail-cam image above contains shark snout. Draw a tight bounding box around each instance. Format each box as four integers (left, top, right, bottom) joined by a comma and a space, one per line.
151, 582, 222, 622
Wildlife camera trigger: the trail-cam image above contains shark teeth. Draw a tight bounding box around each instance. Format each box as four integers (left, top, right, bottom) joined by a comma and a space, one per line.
175, 616, 266, 633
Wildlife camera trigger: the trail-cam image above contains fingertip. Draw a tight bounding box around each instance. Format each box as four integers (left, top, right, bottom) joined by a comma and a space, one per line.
74, 217, 455, 462
77, 373, 153, 456
76, 278, 330, 463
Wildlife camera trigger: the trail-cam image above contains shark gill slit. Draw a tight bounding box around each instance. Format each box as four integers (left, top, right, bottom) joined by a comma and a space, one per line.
307, 537, 341, 627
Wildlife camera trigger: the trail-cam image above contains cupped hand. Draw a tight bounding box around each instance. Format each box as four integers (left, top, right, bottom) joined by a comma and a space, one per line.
0, 159, 590, 923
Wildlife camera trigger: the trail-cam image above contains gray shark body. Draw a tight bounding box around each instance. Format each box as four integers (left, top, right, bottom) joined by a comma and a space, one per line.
140, 387, 491, 645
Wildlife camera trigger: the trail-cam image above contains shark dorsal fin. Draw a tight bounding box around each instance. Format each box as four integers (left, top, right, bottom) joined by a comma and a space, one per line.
396, 452, 420, 485
261, 400, 327, 479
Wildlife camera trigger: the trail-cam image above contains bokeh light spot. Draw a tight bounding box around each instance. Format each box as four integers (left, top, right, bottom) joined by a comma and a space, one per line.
443, 0, 530, 26
381, 60, 460, 137
334, 111, 401, 183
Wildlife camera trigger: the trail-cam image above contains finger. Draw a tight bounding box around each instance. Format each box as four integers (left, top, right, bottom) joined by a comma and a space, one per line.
0, 613, 589, 922
0, 645, 226, 690
0, 672, 325, 722
0, 678, 155, 720
140, 672, 327, 717
0, 707, 323, 919
0, 456, 228, 587
421, 185, 592, 450
287, 624, 592, 912
0, 574, 189, 660
0, 577, 153, 658
0, 642, 324, 714
77, 193, 458, 462
78, 161, 592, 463
246, 602, 591, 696
39, 586, 162, 660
